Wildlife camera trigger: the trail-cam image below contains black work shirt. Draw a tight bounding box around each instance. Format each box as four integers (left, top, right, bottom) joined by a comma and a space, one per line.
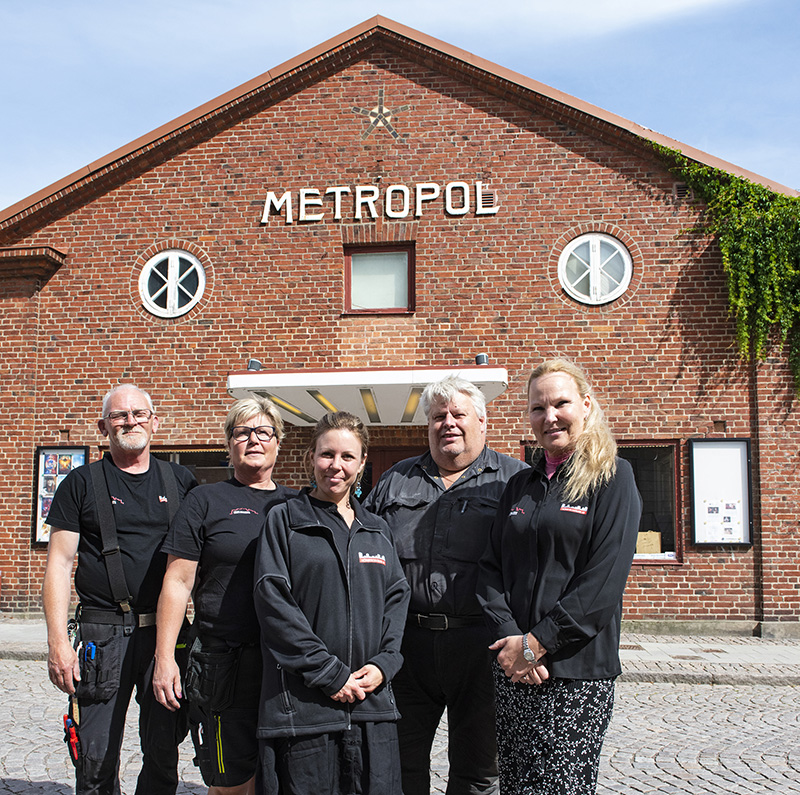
161, 477, 297, 644
46, 455, 196, 612
363, 447, 528, 617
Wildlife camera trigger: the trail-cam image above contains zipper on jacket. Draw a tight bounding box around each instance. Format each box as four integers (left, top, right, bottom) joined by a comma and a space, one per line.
277, 663, 294, 714
345, 524, 355, 730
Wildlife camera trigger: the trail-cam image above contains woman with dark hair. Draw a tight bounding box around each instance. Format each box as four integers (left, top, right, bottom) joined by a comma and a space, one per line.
253, 411, 410, 795
154, 396, 296, 795
478, 359, 642, 795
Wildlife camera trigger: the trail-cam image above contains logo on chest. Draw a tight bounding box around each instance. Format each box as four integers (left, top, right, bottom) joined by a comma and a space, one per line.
230, 507, 259, 515
358, 552, 387, 565
508, 506, 526, 516
560, 503, 588, 515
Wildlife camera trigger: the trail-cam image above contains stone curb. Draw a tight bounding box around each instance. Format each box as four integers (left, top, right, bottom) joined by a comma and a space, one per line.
2, 648, 47, 661
4, 645, 800, 686
619, 669, 800, 686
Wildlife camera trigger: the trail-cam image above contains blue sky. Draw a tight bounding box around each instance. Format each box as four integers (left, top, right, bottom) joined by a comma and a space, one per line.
1, 0, 797, 211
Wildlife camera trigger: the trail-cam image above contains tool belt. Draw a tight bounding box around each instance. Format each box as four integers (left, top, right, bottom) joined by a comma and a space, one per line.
407, 612, 485, 631
78, 606, 156, 627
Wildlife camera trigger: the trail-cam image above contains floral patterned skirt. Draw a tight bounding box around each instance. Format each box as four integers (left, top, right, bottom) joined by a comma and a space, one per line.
492, 660, 615, 795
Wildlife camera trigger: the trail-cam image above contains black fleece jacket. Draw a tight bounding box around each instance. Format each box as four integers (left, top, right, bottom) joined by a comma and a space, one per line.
254, 491, 410, 738
478, 454, 641, 680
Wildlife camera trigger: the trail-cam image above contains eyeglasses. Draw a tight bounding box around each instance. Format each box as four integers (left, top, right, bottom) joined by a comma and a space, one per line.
104, 409, 153, 424
230, 425, 277, 443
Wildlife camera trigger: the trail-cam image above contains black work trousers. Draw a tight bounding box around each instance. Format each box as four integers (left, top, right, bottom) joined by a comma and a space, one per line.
72, 621, 187, 795
393, 623, 499, 795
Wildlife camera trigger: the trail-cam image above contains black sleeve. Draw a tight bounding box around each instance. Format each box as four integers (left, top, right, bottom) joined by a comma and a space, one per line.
366, 539, 410, 681
161, 487, 206, 561
531, 460, 642, 653
477, 472, 527, 639
253, 506, 350, 697
46, 468, 89, 534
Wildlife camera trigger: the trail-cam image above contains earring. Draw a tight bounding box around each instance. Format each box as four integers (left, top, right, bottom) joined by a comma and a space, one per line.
309, 477, 317, 489
354, 478, 362, 499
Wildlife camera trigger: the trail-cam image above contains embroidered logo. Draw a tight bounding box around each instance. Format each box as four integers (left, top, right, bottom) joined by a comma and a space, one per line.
509, 506, 526, 516
111, 496, 124, 505
230, 507, 259, 515
560, 503, 588, 515
158, 495, 168, 503
358, 552, 387, 565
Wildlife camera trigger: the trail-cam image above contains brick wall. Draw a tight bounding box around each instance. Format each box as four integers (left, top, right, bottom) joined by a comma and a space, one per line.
1, 48, 796, 622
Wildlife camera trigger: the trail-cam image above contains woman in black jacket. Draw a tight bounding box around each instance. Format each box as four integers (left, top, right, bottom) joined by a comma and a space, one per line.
253, 411, 410, 795
478, 359, 642, 795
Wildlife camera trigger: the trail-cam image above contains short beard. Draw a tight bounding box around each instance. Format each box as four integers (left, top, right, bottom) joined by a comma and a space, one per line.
112, 427, 149, 453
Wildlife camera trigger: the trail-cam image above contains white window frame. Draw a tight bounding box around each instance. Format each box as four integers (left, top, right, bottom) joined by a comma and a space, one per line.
557, 233, 632, 305
344, 244, 415, 314
139, 249, 206, 318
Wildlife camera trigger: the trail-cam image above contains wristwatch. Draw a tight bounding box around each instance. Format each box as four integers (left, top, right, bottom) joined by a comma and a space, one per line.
522, 632, 536, 663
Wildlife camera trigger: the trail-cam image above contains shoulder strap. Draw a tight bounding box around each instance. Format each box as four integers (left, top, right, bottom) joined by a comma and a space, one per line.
154, 457, 180, 524
89, 459, 133, 612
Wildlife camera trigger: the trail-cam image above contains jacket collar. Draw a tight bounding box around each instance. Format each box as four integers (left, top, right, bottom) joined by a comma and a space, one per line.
286, 489, 383, 532
417, 444, 500, 481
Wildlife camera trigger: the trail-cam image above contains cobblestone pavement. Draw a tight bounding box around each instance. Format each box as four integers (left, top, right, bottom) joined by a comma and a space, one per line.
3, 659, 799, 794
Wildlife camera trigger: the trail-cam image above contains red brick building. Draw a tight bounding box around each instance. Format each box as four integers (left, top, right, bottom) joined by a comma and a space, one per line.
1, 17, 797, 634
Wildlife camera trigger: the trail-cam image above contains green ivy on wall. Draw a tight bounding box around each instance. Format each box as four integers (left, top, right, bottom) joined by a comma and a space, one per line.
652, 143, 800, 393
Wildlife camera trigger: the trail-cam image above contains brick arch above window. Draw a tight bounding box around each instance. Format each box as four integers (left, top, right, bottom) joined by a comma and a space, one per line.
548, 223, 643, 312
340, 219, 419, 246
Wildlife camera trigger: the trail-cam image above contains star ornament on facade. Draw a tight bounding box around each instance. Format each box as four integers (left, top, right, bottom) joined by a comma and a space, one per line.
352, 88, 410, 140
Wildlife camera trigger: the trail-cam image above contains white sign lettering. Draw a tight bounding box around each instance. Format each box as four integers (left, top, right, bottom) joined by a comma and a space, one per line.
260, 181, 499, 225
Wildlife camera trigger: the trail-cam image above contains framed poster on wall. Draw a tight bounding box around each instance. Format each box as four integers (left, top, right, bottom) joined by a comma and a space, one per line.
689, 439, 752, 546
32, 446, 89, 545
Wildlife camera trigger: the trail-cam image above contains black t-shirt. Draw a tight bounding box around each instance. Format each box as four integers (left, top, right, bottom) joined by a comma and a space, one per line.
46, 455, 197, 612
162, 478, 297, 644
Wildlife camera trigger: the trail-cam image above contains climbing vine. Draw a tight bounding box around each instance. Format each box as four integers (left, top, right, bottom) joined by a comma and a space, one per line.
651, 143, 800, 393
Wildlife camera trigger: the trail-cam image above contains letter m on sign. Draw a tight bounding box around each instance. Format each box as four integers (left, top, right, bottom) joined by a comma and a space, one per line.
261, 191, 294, 225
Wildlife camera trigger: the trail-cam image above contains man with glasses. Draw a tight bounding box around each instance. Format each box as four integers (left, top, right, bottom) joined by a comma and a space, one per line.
42, 384, 196, 795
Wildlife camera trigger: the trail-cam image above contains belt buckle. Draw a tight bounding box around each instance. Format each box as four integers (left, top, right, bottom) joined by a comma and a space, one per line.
429, 613, 448, 630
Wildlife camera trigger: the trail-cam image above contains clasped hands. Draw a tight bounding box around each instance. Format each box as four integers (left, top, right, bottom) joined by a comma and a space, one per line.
490, 633, 550, 685
331, 663, 384, 703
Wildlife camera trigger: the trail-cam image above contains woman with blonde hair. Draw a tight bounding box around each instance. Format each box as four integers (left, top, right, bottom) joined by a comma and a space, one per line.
154, 396, 296, 795
478, 359, 642, 795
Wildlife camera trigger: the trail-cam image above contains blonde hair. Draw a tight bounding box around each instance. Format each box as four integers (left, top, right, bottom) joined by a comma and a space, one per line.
526, 359, 617, 502
224, 396, 285, 443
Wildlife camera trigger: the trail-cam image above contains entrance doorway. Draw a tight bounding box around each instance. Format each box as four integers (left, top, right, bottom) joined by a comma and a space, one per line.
360, 446, 428, 499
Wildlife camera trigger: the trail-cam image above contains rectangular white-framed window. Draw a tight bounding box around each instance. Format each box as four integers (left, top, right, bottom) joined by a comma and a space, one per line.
688, 438, 752, 546
345, 245, 415, 314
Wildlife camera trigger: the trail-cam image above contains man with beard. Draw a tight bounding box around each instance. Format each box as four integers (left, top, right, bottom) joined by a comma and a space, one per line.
363, 375, 528, 795
43, 384, 196, 795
